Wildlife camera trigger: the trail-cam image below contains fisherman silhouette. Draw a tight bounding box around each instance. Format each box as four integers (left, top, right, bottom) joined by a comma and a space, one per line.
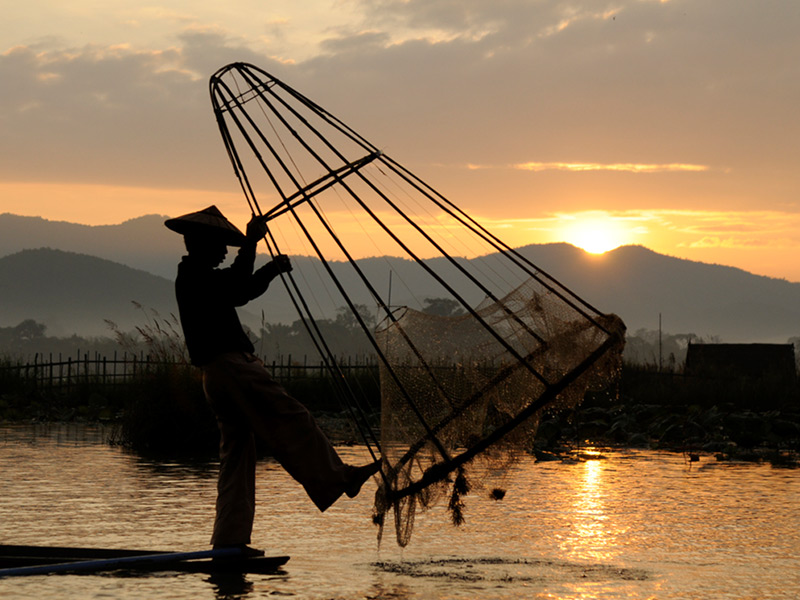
165, 205, 380, 554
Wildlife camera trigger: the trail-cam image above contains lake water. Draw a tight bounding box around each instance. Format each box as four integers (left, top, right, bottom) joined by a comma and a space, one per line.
0, 423, 798, 599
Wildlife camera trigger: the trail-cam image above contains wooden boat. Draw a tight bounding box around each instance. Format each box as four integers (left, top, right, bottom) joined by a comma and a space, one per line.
0, 544, 289, 577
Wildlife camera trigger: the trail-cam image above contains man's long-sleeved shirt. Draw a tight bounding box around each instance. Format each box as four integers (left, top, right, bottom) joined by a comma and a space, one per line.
175, 243, 277, 366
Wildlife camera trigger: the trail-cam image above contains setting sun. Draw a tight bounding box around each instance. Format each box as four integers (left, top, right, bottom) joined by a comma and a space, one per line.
560, 214, 633, 254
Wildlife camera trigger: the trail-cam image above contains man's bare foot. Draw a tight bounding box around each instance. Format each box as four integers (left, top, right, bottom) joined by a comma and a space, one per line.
212, 544, 265, 558
346, 461, 382, 498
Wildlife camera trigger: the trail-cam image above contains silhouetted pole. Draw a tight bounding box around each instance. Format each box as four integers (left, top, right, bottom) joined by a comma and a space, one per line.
659, 313, 663, 373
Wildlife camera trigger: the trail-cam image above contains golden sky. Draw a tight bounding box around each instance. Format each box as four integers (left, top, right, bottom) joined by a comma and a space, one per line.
2, 1, 799, 280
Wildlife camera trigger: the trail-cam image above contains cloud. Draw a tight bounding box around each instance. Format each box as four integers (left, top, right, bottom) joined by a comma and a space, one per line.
607, 208, 800, 250
351, 0, 619, 45
661, 209, 800, 249
511, 162, 710, 173
300, 0, 800, 185
686, 236, 770, 249
518, 162, 709, 174
319, 30, 392, 54
0, 32, 276, 190
1, 0, 798, 228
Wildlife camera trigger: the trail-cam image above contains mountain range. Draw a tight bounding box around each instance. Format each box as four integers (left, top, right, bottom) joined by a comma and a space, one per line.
0, 213, 183, 280
1, 213, 799, 342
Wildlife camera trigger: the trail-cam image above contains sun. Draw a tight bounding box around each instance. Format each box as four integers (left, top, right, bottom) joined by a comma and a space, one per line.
561, 215, 631, 254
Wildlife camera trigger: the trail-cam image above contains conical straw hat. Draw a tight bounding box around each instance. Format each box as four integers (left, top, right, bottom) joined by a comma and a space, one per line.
164, 205, 246, 246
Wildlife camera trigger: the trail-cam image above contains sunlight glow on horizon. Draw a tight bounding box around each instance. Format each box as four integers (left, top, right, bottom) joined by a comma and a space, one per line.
4, 180, 800, 282
558, 213, 637, 254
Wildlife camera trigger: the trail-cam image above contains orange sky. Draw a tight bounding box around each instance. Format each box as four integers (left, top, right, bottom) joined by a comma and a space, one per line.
2, 1, 799, 280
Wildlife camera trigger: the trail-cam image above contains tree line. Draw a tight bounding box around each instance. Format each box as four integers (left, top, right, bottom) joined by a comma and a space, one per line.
6, 302, 787, 369
0, 298, 468, 363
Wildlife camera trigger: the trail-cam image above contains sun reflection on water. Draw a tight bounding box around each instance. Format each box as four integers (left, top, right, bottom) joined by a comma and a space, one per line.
562, 453, 624, 563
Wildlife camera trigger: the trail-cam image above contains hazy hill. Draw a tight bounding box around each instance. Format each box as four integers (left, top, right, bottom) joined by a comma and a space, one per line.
0, 248, 178, 337
0, 213, 184, 279
520, 244, 800, 342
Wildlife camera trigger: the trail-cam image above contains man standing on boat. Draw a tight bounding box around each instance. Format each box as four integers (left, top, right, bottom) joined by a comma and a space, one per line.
165, 205, 379, 554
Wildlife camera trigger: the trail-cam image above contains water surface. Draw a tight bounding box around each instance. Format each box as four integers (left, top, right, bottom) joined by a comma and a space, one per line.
0, 424, 798, 599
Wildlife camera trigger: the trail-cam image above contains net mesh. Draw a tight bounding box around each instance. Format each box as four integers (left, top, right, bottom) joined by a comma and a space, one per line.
373, 277, 625, 547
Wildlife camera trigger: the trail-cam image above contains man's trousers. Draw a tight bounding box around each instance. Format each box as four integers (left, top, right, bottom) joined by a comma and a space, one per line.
202, 351, 351, 546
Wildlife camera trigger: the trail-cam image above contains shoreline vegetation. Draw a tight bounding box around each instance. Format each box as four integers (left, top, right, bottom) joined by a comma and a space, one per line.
1, 356, 798, 467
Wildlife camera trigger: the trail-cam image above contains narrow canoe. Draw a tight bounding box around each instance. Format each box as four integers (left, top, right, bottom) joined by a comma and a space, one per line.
0, 545, 289, 576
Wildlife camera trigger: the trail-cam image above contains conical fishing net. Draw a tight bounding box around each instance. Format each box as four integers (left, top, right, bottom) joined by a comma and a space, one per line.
208, 62, 626, 547
374, 279, 624, 546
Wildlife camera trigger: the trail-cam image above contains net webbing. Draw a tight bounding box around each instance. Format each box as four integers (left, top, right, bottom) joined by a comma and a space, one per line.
374, 278, 624, 546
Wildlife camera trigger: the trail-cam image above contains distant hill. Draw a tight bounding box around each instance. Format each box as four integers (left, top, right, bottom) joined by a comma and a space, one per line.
0, 213, 184, 279
0, 248, 178, 337
2, 213, 800, 343
521, 244, 800, 342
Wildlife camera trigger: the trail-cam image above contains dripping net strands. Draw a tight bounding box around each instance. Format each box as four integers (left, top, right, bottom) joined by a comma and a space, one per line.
209, 62, 626, 547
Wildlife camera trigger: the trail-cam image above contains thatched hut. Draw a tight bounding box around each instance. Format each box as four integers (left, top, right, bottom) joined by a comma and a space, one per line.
684, 343, 797, 409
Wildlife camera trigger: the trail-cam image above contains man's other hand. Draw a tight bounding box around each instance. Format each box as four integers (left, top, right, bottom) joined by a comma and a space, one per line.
272, 254, 292, 274
246, 214, 268, 242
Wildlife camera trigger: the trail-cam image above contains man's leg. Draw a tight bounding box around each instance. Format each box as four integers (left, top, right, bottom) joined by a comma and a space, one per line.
205, 376, 257, 546
211, 353, 376, 512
